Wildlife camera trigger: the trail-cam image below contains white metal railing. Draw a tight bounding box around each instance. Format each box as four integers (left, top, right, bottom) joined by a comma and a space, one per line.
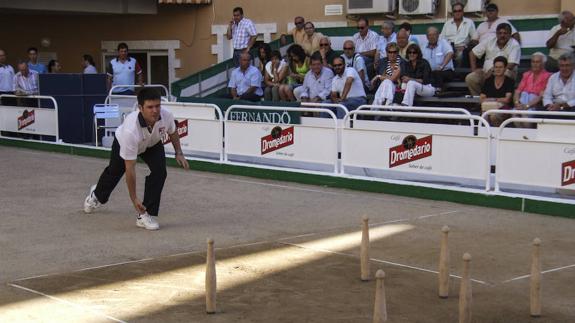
0, 94, 60, 142
225, 105, 339, 173
343, 110, 492, 190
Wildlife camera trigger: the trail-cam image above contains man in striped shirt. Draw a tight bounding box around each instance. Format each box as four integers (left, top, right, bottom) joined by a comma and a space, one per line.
353, 17, 379, 80
227, 7, 257, 67
13, 61, 38, 96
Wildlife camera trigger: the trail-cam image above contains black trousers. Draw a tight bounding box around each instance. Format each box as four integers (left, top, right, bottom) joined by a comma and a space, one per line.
94, 138, 167, 216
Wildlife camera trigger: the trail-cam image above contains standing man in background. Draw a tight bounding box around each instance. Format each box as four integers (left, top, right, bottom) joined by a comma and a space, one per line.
106, 43, 144, 95
227, 7, 257, 67
27, 47, 47, 74
0, 49, 15, 95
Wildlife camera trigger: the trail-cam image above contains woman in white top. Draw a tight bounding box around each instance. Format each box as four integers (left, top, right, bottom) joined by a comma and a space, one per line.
82, 54, 98, 74
263, 50, 288, 101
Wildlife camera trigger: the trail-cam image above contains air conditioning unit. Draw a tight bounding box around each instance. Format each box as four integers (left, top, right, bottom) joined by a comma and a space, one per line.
399, 0, 439, 15
448, 0, 485, 12
347, 0, 395, 14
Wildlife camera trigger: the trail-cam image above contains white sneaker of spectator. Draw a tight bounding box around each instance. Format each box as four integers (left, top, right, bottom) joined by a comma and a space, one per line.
136, 212, 160, 230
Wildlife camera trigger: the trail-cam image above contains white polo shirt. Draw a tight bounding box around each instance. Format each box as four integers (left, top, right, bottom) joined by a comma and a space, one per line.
472, 37, 521, 72
115, 108, 176, 160
440, 17, 478, 47
476, 18, 518, 43
331, 67, 366, 98
0, 64, 15, 92
547, 24, 575, 60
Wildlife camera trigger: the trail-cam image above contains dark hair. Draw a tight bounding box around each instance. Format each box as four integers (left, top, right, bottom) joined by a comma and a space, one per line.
496, 23, 512, 33
83, 54, 95, 66
493, 55, 508, 67
47, 59, 58, 73
406, 43, 423, 60
485, 3, 498, 11
332, 56, 344, 66
287, 44, 306, 64
17, 59, 28, 65
117, 43, 129, 51
27, 47, 38, 54
258, 43, 272, 62
233, 7, 243, 15
310, 52, 323, 63
399, 22, 413, 32
451, 2, 464, 11
270, 50, 282, 60
137, 88, 161, 106
357, 17, 369, 25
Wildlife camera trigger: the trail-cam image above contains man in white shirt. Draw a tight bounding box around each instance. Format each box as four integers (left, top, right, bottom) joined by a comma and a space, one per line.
543, 53, 575, 111
440, 2, 478, 67
295, 53, 333, 102
374, 21, 397, 61
326, 56, 367, 118
423, 27, 455, 90
227, 53, 263, 101
545, 11, 575, 72
466, 23, 521, 95
476, 3, 520, 44
0, 49, 15, 95
353, 17, 379, 80
84, 88, 189, 230
13, 60, 39, 96
341, 40, 370, 89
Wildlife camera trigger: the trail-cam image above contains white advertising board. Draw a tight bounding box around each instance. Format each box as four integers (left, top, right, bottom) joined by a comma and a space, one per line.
0, 106, 58, 137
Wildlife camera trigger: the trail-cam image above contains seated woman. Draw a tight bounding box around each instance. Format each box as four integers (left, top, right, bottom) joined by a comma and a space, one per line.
256, 43, 272, 77
371, 42, 405, 106
279, 44, 309, 101
481, 56, 515, 126
513, 52, 552, 127
400, 43, 435, 106
263, 50, 288, 101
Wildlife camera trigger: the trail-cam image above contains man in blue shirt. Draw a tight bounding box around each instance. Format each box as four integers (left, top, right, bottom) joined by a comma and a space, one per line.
422, 27, 454, 91
27, 47, 47, 74
226, 52, 263, 101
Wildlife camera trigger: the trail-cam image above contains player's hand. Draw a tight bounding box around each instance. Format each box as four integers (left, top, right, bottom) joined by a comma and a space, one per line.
132, 198, 146, 214
176, 154, 189, 170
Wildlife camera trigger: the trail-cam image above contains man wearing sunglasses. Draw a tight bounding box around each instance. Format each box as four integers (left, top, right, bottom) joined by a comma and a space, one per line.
341, 40, 371, 90
326, 56, 367, 118
312, 36, 338, 69
353, 17, 379, 80
440, 2, 478, 67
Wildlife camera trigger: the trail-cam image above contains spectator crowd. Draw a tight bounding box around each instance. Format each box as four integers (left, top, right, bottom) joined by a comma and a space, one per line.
224, 3, 575, 124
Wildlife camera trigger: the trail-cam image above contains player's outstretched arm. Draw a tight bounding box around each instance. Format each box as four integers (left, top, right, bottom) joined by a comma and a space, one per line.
169, 131, 189, 170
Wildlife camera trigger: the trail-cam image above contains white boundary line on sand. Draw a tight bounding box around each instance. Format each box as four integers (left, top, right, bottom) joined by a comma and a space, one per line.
502, 263, 575, 283
279, 242, 490, 286
7, 283, 128, 323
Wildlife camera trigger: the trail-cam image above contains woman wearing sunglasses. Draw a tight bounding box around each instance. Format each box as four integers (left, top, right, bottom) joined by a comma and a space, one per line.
400, 43, 435, 106
371, 42, 405, 106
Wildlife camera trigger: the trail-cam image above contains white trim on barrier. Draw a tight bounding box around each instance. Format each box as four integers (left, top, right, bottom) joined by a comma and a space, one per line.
104, 94, 168, 105
494, 117, 575, 192
358, 105, 472, 115
482, 109, 575, 125
224, 105, 339, 174
0, 94, 60, 142
161, 101, 224, 162
343, 110, 492, 191
108, 84, 171, 100
300, 102, 349, 120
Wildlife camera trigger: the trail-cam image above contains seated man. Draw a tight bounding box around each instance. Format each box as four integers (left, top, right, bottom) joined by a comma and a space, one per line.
325, 56, 367, 118
353, 17, 379, 79
476, 3, 520, 44
374, 21, 396, 61
341, 40, 370, 89
226, 52, 263, 101
396, 29, 415, 60
398, 22, 420, 45
542, 52, 575, 112
13, 60, 39, 96
312, 36, 339, 69
440, 1, 478, 67
545, 11, 575, 72
466, 23, 521, 96
294, 53, 333, 102
422, 26, 455, 91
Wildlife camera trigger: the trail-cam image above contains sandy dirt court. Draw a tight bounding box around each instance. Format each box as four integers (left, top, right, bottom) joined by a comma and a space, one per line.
1, 146, 574, 322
